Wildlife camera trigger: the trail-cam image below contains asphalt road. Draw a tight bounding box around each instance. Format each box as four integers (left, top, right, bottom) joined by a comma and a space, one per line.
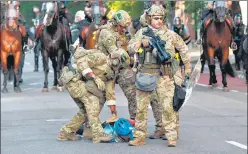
1, 50, 247, 154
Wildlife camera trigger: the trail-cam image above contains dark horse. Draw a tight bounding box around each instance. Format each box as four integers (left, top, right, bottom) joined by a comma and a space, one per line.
40, 2, 71, 92
203, 6, 235, 92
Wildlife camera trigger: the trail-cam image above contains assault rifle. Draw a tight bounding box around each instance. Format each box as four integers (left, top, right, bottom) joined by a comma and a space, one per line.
142, 27, 171, 64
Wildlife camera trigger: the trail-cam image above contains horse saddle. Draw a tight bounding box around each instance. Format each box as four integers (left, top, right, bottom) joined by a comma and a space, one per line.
204, 16, 233, 33
203, 17, 213, 31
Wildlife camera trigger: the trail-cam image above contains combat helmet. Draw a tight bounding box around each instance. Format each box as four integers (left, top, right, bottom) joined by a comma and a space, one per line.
112, 10, 131, 27
234, 13, 242, 20
146, 5, 165, 17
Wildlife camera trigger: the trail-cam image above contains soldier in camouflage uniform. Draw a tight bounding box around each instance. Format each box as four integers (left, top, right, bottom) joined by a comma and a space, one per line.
95, 10, 136, 122
135, 3, 166, 139
127, 5, 191, 147
58, 47, 128, 143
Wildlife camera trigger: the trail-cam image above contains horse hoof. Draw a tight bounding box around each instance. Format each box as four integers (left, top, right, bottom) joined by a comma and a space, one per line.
52, 86, 57, 90
14, 87, 22, 93
223, 87, 230, 92
57, 86, 64, 92
42, 88, 49, 92
2, 87, 8, 93
33, 69, 38, 72
19, 79, 23, 83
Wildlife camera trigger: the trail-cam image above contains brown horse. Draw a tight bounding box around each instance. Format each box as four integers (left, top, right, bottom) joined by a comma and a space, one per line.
0, 2, 26, 93
80, 22, 98, 49
203, 6, 235, 92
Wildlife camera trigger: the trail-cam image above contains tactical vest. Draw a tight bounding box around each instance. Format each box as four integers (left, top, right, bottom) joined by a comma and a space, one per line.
173, 25, 184, 37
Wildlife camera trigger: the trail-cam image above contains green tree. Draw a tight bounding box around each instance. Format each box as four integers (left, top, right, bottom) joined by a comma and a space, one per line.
107, 1, 143, 19
184, 1, 207, 39
184, 1, 207, 30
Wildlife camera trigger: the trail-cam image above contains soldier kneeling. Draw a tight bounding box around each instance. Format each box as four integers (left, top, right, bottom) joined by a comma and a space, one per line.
58, 47, 127, 143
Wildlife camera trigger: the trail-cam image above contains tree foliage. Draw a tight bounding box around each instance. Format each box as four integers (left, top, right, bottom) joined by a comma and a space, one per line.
184, 1, 207, 30
107, 1, 144, 19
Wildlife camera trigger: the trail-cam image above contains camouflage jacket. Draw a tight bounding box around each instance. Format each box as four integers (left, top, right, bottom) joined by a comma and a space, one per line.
128, 25, 192, 74
96, 23, 131, 67
139, 13, 148, 27
73, 47, 116, 103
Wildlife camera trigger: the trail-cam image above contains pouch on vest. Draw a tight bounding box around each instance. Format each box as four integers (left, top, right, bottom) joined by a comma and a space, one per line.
59, 67, 74, 85
171, 58, 180, 75
85, 80, 104, 98
135, 72, 158, 92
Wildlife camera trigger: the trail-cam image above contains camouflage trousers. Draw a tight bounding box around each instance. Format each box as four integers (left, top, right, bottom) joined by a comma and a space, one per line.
60, 79, 105, 143
117, 68, 136, 119
134, 74, 178, 141
118, 68, 163, 130
150, 91, 163, 132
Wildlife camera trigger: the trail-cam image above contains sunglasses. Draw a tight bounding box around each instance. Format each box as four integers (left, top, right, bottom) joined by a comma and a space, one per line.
152, 17, 163, 21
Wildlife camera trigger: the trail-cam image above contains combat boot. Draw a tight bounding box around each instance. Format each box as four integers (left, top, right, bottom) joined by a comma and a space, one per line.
168, 140, 176, 147
128, 138, 146, 146
149, 130, 165, 139
93, 132, 113, 143
57, 131, 82, 141
83, 125, 92, 140
106, 113, 118, 123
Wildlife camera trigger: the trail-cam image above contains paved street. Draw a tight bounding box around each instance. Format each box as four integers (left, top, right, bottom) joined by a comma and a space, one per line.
1, 48, 247, 154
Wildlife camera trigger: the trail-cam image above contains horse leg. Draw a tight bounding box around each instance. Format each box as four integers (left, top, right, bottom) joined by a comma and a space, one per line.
42, 50, 49, 92
207, 47, 218, 88
13, 52, 22, 93
50, 56, 58, 90
57, 49, 64, 92
1, 52, 8, 93
33, 41, 39, 72
220, 48, 230, 92
18, 52, 25, 83
200, 53, 205, 73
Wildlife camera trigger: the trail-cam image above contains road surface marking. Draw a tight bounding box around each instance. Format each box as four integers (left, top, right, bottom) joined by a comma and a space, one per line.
46, 119, 69, 122
197, 83, 208, 87
230, 90, 239, 93
225, 141, 247, 150
29, 83, 41, 86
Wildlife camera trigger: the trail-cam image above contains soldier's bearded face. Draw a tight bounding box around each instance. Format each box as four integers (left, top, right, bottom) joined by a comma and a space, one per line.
151, 15, 163, 29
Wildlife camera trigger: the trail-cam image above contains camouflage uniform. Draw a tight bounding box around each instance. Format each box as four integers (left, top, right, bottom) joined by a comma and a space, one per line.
58, 48, 116, 143
139, 8, 165, 138
96, 10, 136, 120
128, 5, 191, 147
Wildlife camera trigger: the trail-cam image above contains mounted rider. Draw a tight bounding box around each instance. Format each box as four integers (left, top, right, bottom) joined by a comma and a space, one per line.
197, 1, 237, 50
171, 16, 191, 45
